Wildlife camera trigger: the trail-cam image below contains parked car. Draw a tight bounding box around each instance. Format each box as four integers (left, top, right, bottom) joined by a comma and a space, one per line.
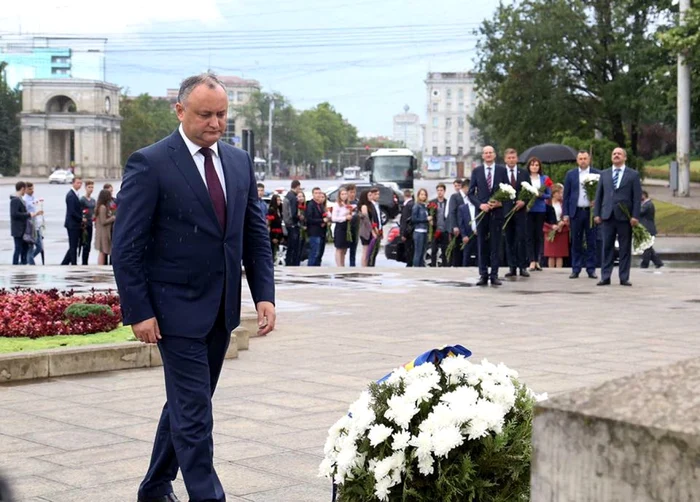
325, 183, 403, 225
48, 169, 74, 184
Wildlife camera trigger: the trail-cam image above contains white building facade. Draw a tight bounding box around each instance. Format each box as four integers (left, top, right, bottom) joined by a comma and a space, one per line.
423, 72, 480, 178
392, 112, 421, 152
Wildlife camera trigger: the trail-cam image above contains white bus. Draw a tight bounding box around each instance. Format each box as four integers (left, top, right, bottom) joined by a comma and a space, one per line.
364, 148, 417, 191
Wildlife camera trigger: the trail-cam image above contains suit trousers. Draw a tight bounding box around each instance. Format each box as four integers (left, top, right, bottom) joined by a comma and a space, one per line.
641, 247, 663, 268
504, 210, 527, 271
601, 219, 632, 282
285, 227, 300, 266
477, 212, 503, 279
526, 212, 546, 264
61, 228, 81, 265
138, 302, 231, 502
462, 237, 478, 267
571, 208, 597, 275
430, 231, 449, 267
81, 225, 93, 265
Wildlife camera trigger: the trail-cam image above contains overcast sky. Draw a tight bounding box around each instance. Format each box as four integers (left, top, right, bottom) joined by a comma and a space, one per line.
1, 0, 500, 136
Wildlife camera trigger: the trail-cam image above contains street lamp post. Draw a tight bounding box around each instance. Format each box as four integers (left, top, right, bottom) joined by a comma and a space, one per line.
403, 104, 410, 149
268, 98, 275, 177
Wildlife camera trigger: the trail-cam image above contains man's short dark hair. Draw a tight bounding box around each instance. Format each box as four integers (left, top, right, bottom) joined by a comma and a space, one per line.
403, 189, 412, 197
453, 179, 463, 185
436, 183, 446, 190
85, 180, 94, 187
642, 190, 649, 198
26, 182, 33, 189
103, 183, 113, 190
15, 181, 26, 191
369, 187, 380, 194
178, 73, 227, 105
312, 186, 322, 193
344, 183, 357, 192
291, 180, 301, 189
577, 150, 590, 156
257, 183, 265, 190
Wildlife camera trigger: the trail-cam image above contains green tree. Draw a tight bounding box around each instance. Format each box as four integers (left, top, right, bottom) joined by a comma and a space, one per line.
358, 136, 405, 149
120, 94, 179, 164
0, 62, 22, 176
300, 102, 358, 159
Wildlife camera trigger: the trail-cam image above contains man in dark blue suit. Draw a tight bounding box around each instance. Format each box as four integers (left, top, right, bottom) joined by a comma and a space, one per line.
112, 73, 276, 502
61, 177, 83, 265
594, 147, 642, 287
457, 199, 479, 267
502, 148, 530, 278
562, 150, 600, 279
468, 145, 509, 286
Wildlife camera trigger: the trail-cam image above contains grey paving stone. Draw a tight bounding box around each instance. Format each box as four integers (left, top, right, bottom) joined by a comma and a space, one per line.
235, 450, 324, 483
214, 462, 300, 497
4, 475, 73, 499
19, 427, 131, 451
36, 440, 152, 468
242, 482, 329, 502
28, 405, 152, 431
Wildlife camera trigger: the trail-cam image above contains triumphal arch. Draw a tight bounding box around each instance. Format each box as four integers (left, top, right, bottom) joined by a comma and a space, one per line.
20, 79, 122, 178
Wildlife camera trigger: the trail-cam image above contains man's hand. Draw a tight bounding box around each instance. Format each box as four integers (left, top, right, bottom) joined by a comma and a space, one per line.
562, 215, 570, 225
515, 200, 525, 211
490, 200, 502, 208
630, 217, 639, 227
479, 203, 490, 213
256, 301, 276, 336
462, 236, 470, 244
453, 227, 460, 236
594, 216, 602, 225
131, 317, 161, 344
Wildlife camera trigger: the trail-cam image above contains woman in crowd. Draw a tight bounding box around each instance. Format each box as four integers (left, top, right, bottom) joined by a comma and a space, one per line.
411, 188, 430, 267
525, 156, 552, 271
331, 187, 353, 266
94, 188, 116, 265
543, 183, 569, 269
358, 190, 375, 267
267, 194, 284, 261
296, 191, 308, 264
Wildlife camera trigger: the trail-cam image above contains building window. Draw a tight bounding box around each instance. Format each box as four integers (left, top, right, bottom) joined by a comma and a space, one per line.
238, 92, 247, 102
458, 132, 464, 143
432, 117, 439, 127
445, 117, 452, 127
458, 102, 464, 110
432, 102, 438, 112
458, 88, 464, 100
470, 146, 476, 155
446, 132, 451, 141
458, 117, 464, 128
458, 146, 464, 156
446, 146, 451, 155
432, 131, 438, 142
445, 102, 451, 111
446, 89, 452, 99
432, 146, 438, 155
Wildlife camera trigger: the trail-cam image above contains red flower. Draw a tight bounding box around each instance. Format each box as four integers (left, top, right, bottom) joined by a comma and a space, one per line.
435, 230, 442, 240
544, 176, 553, 188
266, 214, 275, 221
271, 228, 283, 234
427, 202, 438, 211
298, 204, 306, 211
371, 222, 379, 229
82, 209, 89, 214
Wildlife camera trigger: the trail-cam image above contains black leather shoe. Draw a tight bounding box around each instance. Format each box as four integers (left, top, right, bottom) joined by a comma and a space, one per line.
620, 280, 633, 286
476, 277, 489, 286
519, 269, 530, 277
490, 277, 503, 286
569, 272, 579, 279
587, 273, 598, 279
138, 494, 180, 502
596, 279, 611, 286
504, 269, 516, 278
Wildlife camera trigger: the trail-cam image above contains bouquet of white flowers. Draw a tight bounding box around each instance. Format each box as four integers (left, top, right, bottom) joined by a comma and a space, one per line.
617, 203, 655, 254
503, 181, 539, 230
582, 173, 600, 227
471, 183, 517, 229
320, 354, 545, 502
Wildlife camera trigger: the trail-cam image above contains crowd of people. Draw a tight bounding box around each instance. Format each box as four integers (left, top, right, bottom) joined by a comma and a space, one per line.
258, 145, 661, 286
8, 178, 117, 265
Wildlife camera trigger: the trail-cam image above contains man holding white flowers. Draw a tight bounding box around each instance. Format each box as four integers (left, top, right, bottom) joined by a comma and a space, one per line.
502, 148, 530, 278
563, 150, 600, 279
594, 147, 641, 286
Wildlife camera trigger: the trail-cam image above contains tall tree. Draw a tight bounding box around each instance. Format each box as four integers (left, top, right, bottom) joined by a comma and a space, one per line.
0, 62, 22, 176
120, 94, 179, 164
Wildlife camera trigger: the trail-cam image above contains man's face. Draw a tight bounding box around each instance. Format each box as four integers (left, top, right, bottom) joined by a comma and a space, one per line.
86, 184, 94, 196
313, 189, 323, 203
453, 182, 461, 192
577, 153, 590, 169
257, 187, 265, 199
176, 83, 228, 148
482, 147, 496, 164
612, 148, 626, 166
347, 189, 356, 201
370, 190, 380, 201
437, 187, 445, 199
505, 153, 518, 167
26, 186, 34, 196
73, 179, 83, 191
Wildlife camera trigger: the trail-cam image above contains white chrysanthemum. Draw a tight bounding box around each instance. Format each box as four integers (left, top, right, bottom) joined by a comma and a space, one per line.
432, 425, 465, 458
404, 362, 440, 385
520, 181, 539, 196
371, 451, 406, 501
324, 415, 352, 455
368, 424, 394, 447
467, 399, 506, 439
441, 386, 479, 410
404, 378, 440, 405
385, 394, 419, 429
440, 355, 472, 385
480, 379, 516, 412
498, 183, 517, 199
392, 430, 411, 451
386, 366, 408, 386
420, 403, 456, 434
417, 453, 435, 475
319, 457, 335, 478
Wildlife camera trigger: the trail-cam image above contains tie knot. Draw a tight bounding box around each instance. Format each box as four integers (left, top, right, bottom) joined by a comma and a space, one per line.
200, 147, 213, 159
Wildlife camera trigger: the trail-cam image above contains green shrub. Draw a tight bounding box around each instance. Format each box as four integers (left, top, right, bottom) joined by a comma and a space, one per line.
64, 303, 114, 319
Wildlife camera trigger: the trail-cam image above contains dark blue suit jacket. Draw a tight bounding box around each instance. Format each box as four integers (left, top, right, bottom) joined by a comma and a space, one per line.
467, 164, 509, 220
563, 167, 601, 219
64, 190, 83, 229
594, 167, 642, 222
112, 130, 275, 338
458, 204, 476, 238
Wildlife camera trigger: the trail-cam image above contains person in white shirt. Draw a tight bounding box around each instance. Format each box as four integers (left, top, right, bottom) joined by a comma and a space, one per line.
23, 182, 44, 265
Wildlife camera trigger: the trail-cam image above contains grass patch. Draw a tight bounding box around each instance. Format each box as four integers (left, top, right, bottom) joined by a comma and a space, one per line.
655, 200, 700, 235
0, 325, 135, 354
645, 156, 700, 183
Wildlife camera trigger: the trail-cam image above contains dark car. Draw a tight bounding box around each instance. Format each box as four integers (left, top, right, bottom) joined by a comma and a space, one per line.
326, 183, 403, 225
384, 223, 478, 267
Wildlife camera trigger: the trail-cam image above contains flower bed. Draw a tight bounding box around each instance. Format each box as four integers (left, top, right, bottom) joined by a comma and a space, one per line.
320, 352, 546, 502
0, 288, 122, 338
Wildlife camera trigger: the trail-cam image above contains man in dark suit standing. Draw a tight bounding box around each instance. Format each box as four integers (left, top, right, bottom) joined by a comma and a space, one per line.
457, 199, 479, 267
282, 180, 302, 266
502, 148, 530, 278
468, 145, 509, 286
61, 177, 83, 265
428, 184, 449, 267
447, 179, 465, 267
639, 190, 664, 269
562, 150, 600, 279
594, 147, 642, 286
112, 73, 276, 502
399, 189, 414, 267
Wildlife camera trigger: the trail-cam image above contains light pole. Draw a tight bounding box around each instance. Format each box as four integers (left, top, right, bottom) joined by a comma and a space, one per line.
677, 0, 692, 197
268, 98, 275, 177
403, 104, 410, 149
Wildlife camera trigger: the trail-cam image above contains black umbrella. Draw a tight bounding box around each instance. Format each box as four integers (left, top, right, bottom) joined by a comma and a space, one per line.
518, 143, 578, 164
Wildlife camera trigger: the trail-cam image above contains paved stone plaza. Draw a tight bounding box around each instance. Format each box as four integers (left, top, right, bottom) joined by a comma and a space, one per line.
1, 266, 700, 501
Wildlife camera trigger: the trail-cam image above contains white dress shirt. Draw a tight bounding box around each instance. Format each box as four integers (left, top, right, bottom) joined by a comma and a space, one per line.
372, 201, 381, 226
179, 124, 227, 201
613, 165, 626, 189
530, 175, 541, 189
484, 163, 495, 190
553, 201, 563, 222
468, 202, 477, 233
577, 167, 590, 207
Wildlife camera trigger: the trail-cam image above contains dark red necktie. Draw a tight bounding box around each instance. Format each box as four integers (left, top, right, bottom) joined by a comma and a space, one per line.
510, 169, 516, 188
200, 148, 226, 230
